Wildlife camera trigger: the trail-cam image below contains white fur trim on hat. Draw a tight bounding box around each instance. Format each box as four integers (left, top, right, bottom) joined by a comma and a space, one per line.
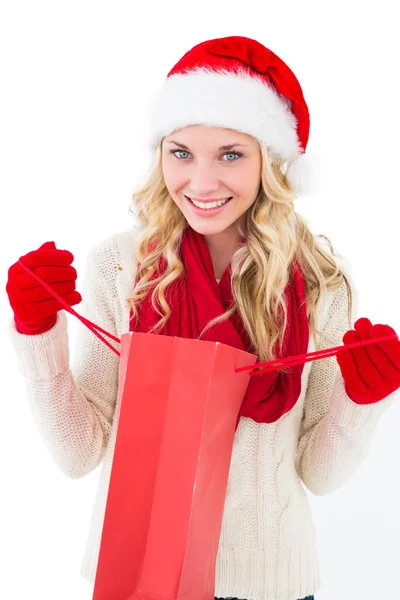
285, 152, 315, 198
148, 67, 303, 162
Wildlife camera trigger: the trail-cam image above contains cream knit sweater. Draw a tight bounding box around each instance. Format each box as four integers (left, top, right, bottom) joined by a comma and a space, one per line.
6, 226, 397, 600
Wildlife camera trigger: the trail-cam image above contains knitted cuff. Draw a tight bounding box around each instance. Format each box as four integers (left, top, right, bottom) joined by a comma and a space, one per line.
329, 369, 396, 431
7, 310, 70, 380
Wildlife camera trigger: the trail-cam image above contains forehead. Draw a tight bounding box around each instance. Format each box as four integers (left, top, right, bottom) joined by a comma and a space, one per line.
163, 125, 256, 148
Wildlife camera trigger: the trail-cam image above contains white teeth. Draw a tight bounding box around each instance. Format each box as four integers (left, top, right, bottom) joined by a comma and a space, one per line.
190, 197, 231, 209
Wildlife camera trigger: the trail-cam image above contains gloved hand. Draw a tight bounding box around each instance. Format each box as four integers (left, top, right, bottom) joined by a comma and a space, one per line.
6, 241, 82, 335
336, 317, 400, 404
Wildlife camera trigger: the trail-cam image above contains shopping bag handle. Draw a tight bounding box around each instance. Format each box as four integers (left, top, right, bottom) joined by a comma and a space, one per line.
236, 333, 398, 376
18, 258, 121, 357
17, 258, 398, 371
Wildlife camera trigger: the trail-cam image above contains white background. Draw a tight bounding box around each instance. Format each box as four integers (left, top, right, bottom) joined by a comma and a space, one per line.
1, 1, 399, 599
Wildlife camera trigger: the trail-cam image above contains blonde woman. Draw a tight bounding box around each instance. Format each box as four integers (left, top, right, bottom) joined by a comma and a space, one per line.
6, 36, 400, 600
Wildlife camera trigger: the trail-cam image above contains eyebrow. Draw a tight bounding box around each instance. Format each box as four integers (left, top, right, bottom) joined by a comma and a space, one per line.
165, 140, 248, 151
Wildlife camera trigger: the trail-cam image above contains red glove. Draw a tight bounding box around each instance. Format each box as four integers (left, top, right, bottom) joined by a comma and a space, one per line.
6, 241, 82, 335
336, 317, 400, 405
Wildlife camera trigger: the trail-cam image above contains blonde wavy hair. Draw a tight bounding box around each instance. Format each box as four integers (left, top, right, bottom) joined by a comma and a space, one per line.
127, 139, 353, 369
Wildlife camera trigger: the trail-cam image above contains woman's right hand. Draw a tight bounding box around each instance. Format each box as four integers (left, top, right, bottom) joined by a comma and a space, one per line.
6, 241, 82, 335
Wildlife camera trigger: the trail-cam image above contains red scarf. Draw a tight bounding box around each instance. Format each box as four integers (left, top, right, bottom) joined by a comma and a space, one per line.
130, 226, 309, 428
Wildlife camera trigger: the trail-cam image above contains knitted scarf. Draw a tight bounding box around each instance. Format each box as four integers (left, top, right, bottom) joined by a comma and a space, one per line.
129, 226, 309, 427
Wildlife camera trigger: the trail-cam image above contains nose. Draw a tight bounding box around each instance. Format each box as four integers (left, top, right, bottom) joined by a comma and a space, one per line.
188, 162, 223, 196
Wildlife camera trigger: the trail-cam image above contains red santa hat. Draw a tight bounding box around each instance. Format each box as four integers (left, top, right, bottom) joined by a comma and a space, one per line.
148, 36, 313, 197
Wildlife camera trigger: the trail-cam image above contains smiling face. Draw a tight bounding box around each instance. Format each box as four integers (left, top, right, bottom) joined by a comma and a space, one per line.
161, 125, 262, 243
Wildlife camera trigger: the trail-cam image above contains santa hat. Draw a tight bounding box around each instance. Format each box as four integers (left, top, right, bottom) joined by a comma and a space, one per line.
148, 36, 313, 197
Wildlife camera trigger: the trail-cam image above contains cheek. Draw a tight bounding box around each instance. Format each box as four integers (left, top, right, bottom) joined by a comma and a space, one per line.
162, 163, 185, 194
242, 163, 261, 200
229, 172, 258, 200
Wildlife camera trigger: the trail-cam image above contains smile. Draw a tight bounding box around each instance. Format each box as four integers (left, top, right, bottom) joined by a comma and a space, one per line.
185, 196, 233, 211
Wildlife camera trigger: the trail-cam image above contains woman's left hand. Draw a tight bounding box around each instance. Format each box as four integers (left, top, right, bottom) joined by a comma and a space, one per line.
336, 317, 400, 405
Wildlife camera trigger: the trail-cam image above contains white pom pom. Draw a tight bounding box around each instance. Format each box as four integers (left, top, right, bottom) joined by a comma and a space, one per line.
285, 152, 315, 198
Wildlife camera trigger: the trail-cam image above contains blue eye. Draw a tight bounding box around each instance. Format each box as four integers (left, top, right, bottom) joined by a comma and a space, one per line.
170, 150, 242, 161
223, 152, 242, 161
171, 150, 190, 160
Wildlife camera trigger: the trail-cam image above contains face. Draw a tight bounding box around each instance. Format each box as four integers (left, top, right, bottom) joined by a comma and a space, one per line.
161, 125, 262, 244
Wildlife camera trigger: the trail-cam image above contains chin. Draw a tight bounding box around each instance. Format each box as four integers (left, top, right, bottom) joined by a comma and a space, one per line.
185, 217, 232, 236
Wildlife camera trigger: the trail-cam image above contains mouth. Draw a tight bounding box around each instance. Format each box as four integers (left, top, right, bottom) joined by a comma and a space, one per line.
184, 195, 233, 213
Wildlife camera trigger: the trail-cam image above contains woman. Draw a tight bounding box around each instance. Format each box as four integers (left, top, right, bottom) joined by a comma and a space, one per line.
6, 36, 400, 600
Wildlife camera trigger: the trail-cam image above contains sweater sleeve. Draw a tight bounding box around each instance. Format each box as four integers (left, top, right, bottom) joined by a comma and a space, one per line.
294, 270, 398, 496
6, 240, 121, 479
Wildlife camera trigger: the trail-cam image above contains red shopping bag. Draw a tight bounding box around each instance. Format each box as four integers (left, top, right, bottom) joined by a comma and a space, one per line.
92, 331, 257, 600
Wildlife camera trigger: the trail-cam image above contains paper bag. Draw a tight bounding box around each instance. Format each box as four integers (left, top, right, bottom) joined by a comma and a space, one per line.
92, 331, 256, 600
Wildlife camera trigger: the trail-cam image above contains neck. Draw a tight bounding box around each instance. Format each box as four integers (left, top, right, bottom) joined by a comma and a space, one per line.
203, 220, 244, 249
203, 226, 244, 279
